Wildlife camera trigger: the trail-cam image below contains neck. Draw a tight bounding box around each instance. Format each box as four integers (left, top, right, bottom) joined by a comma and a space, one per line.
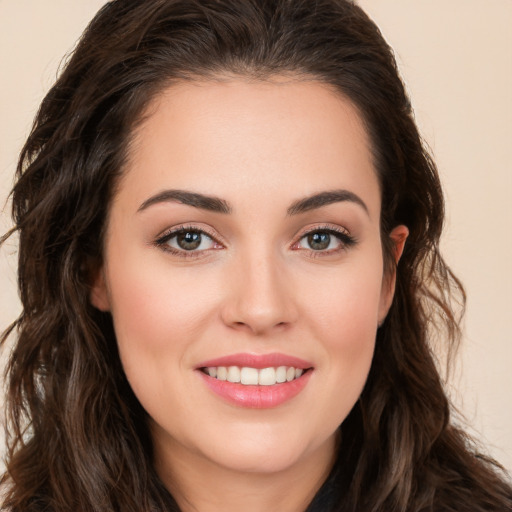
153, 433, 337, 512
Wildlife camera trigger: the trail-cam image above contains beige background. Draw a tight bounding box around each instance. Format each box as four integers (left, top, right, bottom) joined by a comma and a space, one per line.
1, 1, 511, 474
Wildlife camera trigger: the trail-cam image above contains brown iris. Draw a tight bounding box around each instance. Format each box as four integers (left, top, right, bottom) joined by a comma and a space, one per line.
307, 232, 331, 250
176, 231, 202, 250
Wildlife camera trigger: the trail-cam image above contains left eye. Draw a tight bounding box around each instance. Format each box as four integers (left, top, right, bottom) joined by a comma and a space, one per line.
298, 231, 344, 251
164, 230, 216, 251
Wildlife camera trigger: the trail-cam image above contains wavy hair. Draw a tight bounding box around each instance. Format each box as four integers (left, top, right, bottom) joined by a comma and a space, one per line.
1, 1, 511, 510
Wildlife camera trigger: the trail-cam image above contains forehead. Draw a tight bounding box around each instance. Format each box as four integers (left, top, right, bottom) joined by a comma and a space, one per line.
120, 77, 380, 218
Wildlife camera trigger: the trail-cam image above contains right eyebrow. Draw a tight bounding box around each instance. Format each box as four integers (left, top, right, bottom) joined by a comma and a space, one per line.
137, 189, 232, 214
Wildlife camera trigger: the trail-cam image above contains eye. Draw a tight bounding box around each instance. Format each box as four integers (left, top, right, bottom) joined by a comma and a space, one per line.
169, 230, 212, 251
155, 226, 222, 255
294, 227, 356, 253
300, 231, 336, 251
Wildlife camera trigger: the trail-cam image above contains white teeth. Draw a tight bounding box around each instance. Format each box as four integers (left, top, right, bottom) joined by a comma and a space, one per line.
227, 366, 241, 383
259, 367, 276, 386
204, 365, 307, 385
240, 367, 259, 385
276, 366, 287, 383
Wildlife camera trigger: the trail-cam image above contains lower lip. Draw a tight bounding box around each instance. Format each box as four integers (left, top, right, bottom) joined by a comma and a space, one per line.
198, 370, 312, 409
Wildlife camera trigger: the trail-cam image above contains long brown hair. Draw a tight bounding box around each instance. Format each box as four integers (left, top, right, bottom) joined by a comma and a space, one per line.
1, 1, 511, 510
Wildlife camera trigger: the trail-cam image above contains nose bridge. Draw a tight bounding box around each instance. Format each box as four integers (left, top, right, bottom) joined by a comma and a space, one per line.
222, 244, 297, 334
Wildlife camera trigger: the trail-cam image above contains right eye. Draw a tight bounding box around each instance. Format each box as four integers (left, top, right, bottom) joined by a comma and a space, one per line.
167, 230, 214, 251
155, 226, 223, 257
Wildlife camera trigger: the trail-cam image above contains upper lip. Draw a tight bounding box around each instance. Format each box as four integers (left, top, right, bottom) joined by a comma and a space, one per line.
196, 352, 313, 370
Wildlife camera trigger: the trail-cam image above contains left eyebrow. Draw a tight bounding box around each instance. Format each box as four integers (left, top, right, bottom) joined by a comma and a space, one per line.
287, 189, 369, 216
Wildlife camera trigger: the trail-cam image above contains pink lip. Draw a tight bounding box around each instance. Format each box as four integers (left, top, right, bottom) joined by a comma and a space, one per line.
195, 352, 314, 409
196, 352, 313, 370
198, 370, 312, 409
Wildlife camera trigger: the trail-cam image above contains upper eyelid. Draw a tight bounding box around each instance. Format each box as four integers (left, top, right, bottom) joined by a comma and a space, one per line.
292, 224, 357, 251
156, 224, 222, 244
153, 225, 223, 259
292, 223, 352, 240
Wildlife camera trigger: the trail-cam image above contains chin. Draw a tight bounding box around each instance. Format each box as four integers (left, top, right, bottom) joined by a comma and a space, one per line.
208, 446, 307, 475
198, 423, 336, 475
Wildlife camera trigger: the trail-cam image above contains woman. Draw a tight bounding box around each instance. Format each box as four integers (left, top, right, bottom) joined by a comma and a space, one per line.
1, 1, 511, 510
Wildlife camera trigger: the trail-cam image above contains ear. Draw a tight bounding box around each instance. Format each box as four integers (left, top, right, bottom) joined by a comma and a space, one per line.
378, 225, 409, 324
90, 266, 111, 312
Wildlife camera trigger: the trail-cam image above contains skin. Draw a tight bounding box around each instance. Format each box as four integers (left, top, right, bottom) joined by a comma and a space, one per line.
91, 77, 407, 512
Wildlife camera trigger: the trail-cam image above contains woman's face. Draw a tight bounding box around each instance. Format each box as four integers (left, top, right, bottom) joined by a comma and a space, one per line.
92, 78, 404, 478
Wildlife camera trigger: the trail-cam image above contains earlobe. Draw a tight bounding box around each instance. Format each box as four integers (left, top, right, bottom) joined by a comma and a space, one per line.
378, 224, 409, 324
90, 267, 111, 312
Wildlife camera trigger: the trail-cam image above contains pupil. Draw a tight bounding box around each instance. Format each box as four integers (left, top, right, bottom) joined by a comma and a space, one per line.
308, 232, 330, 250
177, 232, 201, 250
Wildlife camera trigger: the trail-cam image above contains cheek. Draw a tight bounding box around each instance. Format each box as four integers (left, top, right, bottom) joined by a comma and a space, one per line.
107, 240, 213, 335
300, 259, 383, 414
303, 257, 384, 341
104, 253, 218, 399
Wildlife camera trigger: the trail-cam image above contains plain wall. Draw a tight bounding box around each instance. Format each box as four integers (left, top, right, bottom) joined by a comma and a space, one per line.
1, 0, 511, 474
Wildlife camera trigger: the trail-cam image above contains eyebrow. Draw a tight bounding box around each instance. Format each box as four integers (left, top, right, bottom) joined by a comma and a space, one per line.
138, 189, 231, 214
287, 189, 369, 216
137, 188, 368, 216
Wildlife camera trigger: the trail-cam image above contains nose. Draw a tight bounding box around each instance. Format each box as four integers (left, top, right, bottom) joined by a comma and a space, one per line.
220, 250, 298, 335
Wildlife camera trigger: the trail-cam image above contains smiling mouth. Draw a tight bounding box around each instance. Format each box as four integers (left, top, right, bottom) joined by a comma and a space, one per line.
200, 366, 311, 386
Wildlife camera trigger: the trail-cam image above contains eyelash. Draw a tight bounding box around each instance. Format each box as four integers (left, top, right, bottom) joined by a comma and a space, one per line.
154, 224, 357, 259
293, 225, 357, 257
154, 224, 222, 259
